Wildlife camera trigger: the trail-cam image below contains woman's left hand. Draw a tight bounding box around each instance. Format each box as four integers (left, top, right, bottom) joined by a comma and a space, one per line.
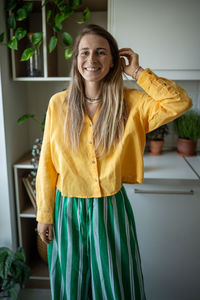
119, 48, 143, 79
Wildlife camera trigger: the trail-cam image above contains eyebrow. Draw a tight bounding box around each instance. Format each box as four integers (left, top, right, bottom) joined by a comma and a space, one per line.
80, 47, 108, 51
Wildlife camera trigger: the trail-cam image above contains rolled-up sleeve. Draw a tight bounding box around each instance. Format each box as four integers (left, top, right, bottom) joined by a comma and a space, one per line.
36, 98, 58, 224
137, 68, 193, 133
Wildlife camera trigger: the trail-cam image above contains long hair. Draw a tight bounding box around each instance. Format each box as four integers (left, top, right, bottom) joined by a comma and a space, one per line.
64, 24, 128, 157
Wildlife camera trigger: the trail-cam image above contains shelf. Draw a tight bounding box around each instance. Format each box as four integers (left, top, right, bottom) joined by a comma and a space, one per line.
11, 1, 44, 78
14, 152, 33, 168
20, 205, 36, 218
29, 253, 49, 280
11, 0, 108, 80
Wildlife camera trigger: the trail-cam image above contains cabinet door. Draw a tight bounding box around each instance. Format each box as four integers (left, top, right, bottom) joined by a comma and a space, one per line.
124, 181, 200, 300
110, 0, 200, 79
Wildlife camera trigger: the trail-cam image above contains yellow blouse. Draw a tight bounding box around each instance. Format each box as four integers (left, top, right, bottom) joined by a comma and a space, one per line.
36, 68, 192, 224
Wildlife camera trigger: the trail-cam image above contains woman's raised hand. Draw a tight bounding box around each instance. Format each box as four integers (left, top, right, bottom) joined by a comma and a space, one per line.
37, 222, 53, 245
118, 48, 144, 80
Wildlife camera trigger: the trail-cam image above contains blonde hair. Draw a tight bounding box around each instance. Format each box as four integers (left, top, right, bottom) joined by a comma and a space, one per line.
64, 24, 128, 157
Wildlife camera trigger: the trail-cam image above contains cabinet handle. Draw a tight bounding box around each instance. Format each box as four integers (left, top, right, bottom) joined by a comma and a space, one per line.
134, 189, 194, 195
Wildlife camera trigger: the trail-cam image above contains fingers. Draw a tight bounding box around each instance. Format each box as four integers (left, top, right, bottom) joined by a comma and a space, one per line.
37, 223, 53, 245
118, 48, 136, 56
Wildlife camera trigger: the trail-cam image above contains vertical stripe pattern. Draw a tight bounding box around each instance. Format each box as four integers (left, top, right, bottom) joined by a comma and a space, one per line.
47, 186, 146, 300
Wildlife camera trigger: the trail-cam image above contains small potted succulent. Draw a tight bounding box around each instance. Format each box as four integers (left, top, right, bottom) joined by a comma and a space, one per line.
147, 124, 169, 155
0, 247, 30, 300
174, 110, 200, 156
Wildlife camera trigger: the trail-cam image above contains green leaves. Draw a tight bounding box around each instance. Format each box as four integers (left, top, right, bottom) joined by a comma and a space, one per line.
21, 48, 35, 61
174, 111, 200, 141
8, 13, 16, 29
3, 0, 90, 63
69, 0, 81, 9
8, 36, 18, 50
64, 48, 73, 59
32, 32, 43, 45
16, 8, 28, 21
15, 28, 27, 40
47, 10, 52, 22
62, 32, 72, 46
55, 12, 66, 25
49, 36, 57, 53
23, 2, 33, 13
17, 114, 35, 124
0, 247, 30, 298
77, 7, 90, 24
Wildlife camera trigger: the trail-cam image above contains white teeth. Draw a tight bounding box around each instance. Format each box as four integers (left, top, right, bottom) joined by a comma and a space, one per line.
85, 68, 99, 71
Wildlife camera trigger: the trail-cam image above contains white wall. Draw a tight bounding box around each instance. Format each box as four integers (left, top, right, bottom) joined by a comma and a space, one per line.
125, 79, 200, 151
0, 0, 29, 248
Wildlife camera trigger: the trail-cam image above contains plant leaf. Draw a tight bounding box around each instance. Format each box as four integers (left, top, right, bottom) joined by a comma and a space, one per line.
9, 287, 18, 300
0, 251, 8, 278
0, 32, 5, 43
62, 32, 72, 46
49, 36, 57, 53
8, 13, 16, 29
21, 48, 35, 61
8, 36, 18, 50
53, 23, 62, 32
5, 0, 17, 11
64, 48, 73, 59
32, 32, 43, 45
17, 114, 35, 124
14, 247, 26, 263
69, 0, 81, 9
55, 12, 65, 25
15, 28, 27, 41
23, 2, 33, 13
77, 8, 90, 24
82, 7, 90, 22
16, 8, 28, 21
63, 5, 72, 18
47, 10, 52, 22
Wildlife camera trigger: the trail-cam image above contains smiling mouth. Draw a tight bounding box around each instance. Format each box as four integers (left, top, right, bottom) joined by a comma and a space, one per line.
84, 67, 101, 72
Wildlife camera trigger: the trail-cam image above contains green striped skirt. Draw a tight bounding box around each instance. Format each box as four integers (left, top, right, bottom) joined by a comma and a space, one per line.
47, 185, 146, 300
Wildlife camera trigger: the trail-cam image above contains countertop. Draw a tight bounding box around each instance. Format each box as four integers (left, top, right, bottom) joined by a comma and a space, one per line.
143, 152, 200, 180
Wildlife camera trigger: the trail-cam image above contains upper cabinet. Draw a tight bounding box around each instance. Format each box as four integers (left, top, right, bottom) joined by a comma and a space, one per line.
109, 0, 200, 80
10, 0, 108, 81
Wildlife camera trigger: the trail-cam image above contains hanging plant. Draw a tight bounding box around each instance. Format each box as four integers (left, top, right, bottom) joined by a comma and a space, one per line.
0, 0, 90, 61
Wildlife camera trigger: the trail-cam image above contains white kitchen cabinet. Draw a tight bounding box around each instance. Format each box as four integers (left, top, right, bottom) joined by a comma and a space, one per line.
109, 0, 200, 80
124, 179, 200, 300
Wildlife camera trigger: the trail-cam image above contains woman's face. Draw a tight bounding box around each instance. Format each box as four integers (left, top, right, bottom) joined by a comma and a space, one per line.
77, 34, 113, 84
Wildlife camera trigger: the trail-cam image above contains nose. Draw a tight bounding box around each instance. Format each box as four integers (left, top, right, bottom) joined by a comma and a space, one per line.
87, 52, 96, 64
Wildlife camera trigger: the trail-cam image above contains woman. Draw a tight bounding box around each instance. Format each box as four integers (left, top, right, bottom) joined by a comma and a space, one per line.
36, 24, 192, 300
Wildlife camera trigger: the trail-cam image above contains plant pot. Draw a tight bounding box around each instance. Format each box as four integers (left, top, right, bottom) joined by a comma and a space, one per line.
177, 138, 197, 156
149, 140, 164, 155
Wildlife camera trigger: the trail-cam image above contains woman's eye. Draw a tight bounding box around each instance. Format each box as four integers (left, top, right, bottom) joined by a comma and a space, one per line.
97, 50, 105, 55
81, 51, 89, 56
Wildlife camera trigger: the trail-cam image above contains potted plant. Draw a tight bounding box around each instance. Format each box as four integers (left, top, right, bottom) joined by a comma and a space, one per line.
174, 110, 200, 156
0, 247, 30, 300
0, 0, 90, 64
147, 124, 169, 155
